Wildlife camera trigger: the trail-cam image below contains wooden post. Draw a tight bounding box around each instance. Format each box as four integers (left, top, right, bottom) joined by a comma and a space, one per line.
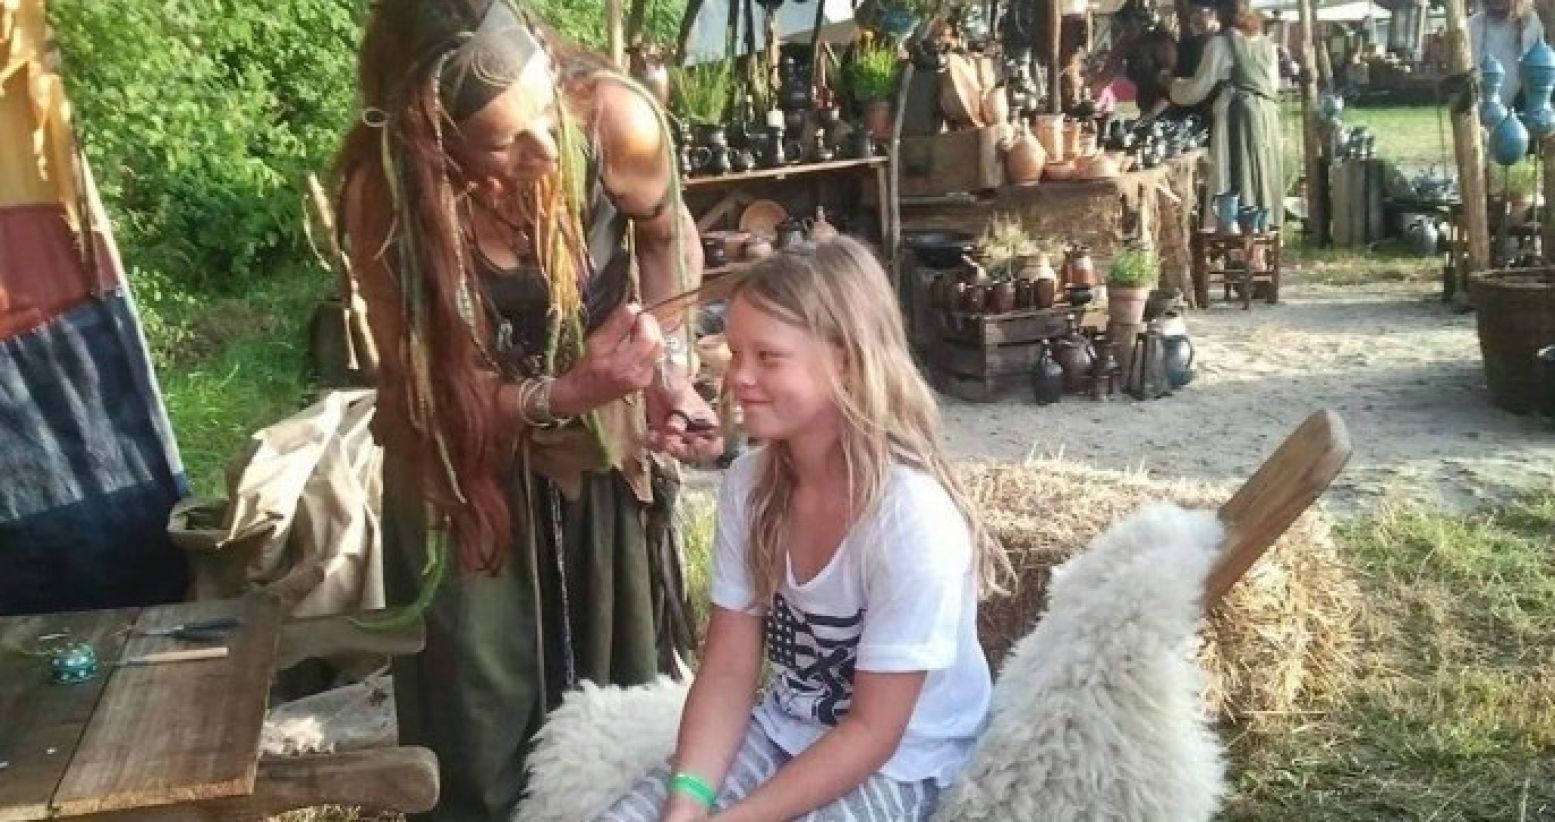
608, 0, 624, 67
1049, 0, 1063, 112
1539, 0, 1555, 257
1295, 0, 1328, 245
1442, 0, 1491, 287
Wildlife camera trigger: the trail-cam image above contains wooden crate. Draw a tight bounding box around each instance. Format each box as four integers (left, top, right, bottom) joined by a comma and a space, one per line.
899, 126, 1007, 197
925, 305, 1105, 402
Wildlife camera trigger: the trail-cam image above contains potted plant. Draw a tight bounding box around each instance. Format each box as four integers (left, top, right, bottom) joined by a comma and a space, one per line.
1106, 246, 1158, 326
848, 38, 902, 139
671, 60, 734, 145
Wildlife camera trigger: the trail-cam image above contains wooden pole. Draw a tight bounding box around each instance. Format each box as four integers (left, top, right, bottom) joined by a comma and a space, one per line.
1295, 0, 1329, 245
1442, 0, 1491, 288
1048, 0, 1063, 112
608, 0, 625, 67
1538, 0, 1555, 257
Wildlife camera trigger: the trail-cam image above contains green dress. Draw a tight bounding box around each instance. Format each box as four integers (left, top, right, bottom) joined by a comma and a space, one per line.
1170, 31, 1284, 226
380, 162, 692, 822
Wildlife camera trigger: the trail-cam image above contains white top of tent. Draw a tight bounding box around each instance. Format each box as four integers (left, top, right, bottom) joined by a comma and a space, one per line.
1253, 0, 1392, 21
685, 0, 860, 63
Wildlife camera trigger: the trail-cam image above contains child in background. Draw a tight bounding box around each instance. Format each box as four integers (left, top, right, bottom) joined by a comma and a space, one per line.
599, 237, 1010, 821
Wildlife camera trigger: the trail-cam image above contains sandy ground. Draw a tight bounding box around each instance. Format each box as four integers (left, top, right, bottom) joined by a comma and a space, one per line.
936, 278, 1555, 516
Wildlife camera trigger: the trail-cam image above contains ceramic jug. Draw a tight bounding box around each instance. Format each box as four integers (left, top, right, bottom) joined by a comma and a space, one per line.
1490, 111, 1530, 167
1480, 55, 1509, 129
1212, 192, 1241, 235
1522, 40, 1555, 139
1032, 338, 1069, 404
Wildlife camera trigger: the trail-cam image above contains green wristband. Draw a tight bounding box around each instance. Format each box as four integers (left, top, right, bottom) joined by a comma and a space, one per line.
669, 771, 717, 808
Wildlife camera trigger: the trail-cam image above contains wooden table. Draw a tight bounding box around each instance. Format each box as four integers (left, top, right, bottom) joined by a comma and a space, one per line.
0, 596, 435, 820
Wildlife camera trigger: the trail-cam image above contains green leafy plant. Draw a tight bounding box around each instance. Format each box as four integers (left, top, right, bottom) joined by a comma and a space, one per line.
670, 61, 734, 125
847, 40, 901, 104
1108, 246, 1158, 288
1491, 160, 1538, 200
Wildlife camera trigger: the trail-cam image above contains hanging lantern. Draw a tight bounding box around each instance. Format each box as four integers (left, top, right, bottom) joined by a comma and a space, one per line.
1481, 55, 1510, 130
1489, 112, 1530, 166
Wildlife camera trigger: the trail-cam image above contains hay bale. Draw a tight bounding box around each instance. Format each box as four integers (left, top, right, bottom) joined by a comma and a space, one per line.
962, 459, 1358, 721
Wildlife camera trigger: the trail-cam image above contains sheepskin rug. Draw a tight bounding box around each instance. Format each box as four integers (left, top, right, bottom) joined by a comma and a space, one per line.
518, 675, 691, 822
932, 502, 1227, 821
519, 503, 1227, 821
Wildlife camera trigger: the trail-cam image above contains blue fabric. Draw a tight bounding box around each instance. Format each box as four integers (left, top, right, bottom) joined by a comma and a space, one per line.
0, 290, 188, 615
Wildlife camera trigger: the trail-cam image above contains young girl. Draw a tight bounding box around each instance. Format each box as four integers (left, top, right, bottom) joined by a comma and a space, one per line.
600, 237, 1009, 821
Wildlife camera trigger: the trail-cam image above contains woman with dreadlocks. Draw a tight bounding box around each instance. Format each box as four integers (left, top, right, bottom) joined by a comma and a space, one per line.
336, 1, 721, 818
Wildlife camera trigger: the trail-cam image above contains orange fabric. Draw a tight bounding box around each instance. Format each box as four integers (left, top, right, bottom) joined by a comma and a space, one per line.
1, 0, 80, 219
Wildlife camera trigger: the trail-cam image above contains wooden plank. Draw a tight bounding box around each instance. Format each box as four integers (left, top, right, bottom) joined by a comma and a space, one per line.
0, 609, 138, 822
1206, 410, 1352, 608
79, 748, 440, 821
51, 596, 283, 816
928, 338, 1047, 378
682, 157, 888, 189
928, 366, 1031, 403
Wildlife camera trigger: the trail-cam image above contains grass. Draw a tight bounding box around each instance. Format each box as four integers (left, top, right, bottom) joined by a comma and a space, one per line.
1279, 101, 1454, 180
143, 262, 324, 495
1225, 489, 1555, 820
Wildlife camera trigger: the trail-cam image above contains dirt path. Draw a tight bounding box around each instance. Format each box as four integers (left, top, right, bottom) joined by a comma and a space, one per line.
938, 278, 1555, 516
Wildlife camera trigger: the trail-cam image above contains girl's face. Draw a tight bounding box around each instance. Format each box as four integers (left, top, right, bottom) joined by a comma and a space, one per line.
456, 56, 560, 185
725, 295, 845, 444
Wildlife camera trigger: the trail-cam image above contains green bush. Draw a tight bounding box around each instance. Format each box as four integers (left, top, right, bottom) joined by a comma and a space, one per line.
847, 40, 901, 104
48, 0, 366, 293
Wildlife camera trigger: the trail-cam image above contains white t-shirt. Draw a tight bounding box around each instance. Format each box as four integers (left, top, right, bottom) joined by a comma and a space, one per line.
709, 449, 990, 788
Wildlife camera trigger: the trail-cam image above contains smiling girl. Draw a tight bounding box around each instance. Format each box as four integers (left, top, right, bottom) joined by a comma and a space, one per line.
600, 237, 1010, 821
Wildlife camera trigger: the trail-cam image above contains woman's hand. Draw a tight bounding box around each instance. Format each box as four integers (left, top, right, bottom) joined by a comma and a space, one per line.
646, 363, 724, 463
550, 302, 664, 417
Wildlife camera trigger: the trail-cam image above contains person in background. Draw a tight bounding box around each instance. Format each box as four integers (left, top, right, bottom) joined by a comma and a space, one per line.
1171, 0, 1285, 230
1469, 0, 1545, 105
1174, 0, 1223, 120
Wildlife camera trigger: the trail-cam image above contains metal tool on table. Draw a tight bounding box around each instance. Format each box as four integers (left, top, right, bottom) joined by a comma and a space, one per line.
134, 616, 242, 642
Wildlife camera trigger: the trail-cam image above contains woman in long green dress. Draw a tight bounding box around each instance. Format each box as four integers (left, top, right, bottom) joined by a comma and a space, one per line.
1170, 0, 1284, 230
335, 2, 722, 818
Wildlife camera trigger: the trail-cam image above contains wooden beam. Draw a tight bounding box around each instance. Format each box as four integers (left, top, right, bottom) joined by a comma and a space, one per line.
1539, 0, 1555, 258
76, 748, 440, 821
607, 0, 625, 68
1295, 0, 1328, 244
1441, 0, 1491, 287
1049, 0, 1063, 113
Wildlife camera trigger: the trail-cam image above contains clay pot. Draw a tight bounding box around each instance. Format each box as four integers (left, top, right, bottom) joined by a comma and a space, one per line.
1003, 126, 1047, 185
963, 283, 989, 313
1106, 284, 1150, 326
1034, 277, 1056, 309
1015, 279, 1035, 309
1023, 253, 1056, 283
982, 86, 1010, 126
1054, 334, 1096, 392
1033, 115, 1065, 163
863, 101, 894, 139
990, 281, 1016, 314
1063, 119, 1084, 158
1063, 244, 1097, 287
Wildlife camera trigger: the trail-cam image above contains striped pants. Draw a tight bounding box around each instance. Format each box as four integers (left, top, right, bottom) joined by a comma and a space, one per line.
596, 719, 940, 821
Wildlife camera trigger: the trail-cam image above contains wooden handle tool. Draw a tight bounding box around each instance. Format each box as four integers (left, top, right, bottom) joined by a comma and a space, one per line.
1204, 410, 1353, 610
115, 647, 230, 667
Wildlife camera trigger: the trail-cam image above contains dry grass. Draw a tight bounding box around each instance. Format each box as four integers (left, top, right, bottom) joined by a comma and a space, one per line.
961, 459, 1358, 722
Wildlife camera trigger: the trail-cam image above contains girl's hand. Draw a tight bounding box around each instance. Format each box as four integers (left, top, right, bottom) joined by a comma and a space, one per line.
551, 303, 664, 417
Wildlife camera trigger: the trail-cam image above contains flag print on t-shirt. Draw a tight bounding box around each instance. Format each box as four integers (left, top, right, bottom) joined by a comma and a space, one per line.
765, 592, 865, 726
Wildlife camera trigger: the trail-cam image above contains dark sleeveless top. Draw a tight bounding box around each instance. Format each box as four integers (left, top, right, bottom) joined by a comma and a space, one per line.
473, 160, 631, 376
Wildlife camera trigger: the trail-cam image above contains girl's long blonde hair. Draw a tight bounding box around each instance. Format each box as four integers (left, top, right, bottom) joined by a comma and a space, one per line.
734, 236, 1012, 605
